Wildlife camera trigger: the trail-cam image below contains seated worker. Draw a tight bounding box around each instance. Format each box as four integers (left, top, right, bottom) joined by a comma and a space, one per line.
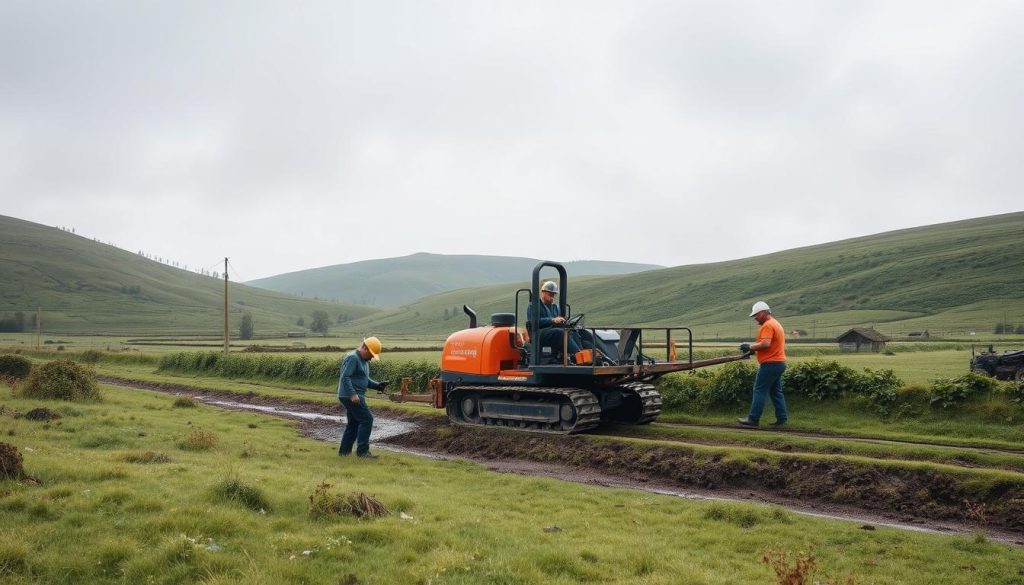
526, 280, 582, 362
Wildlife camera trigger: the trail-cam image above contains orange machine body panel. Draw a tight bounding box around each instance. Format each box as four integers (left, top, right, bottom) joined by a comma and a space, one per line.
441, 326, 521, 376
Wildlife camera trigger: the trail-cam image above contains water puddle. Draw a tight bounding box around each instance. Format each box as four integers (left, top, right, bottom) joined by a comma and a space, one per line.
200, 398, 419, 441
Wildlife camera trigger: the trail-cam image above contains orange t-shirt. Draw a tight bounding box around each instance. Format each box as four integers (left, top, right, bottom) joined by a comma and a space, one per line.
756, 317, 786, 364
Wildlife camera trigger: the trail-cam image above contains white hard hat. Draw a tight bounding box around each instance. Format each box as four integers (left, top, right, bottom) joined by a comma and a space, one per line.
541, 281, 559, 294
749, 301, 771, 317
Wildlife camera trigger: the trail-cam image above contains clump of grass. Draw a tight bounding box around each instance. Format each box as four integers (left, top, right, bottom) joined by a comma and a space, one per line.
0, 442, 24, 480
703, 503, 762, 528
308, 482, 390, 519
172, 396, 198, 408
122, 451, 172, 464
17, 360, 102, 402
0, 537, 28, 576
177, 429, 218, 451
239, 442, 257, 459
214, 477, 271, 512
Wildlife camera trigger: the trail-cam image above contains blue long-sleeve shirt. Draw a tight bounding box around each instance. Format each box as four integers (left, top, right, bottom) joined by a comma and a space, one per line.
337, 351, 381, 399
526, 301, 561, 331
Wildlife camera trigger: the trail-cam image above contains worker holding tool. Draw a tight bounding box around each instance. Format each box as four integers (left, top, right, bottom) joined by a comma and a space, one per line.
337, 336, 389, 458
737, 301, 788, 428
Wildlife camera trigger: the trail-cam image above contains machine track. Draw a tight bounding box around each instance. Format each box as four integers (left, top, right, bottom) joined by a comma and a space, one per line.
448, 385, 601, 434
610, 382, 662, 425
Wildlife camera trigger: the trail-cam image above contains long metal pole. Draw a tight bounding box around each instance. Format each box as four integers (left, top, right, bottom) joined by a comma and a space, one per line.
224, 257, 229, 354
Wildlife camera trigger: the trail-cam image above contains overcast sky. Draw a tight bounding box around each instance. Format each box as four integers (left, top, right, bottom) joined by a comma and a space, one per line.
2, 1, 1021, 280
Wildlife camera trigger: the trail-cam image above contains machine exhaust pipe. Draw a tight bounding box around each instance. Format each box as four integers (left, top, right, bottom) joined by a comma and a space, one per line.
463, 305, 477, 328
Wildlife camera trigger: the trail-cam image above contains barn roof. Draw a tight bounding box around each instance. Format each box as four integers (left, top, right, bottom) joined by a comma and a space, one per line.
836, 328, 890, 342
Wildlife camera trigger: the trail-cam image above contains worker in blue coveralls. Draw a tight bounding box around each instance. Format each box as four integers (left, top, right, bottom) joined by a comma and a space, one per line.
337, 337, 389, 459
527, 280, 583, 363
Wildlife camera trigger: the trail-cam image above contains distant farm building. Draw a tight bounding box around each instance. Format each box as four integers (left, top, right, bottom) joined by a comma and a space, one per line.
286, 331, 307, 338
837, 328, 890, 353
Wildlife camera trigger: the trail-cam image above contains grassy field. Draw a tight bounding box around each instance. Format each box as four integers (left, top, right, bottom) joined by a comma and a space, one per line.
3, 382, 1024, 584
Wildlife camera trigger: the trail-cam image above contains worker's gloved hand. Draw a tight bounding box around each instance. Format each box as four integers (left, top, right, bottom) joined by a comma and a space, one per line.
739, 343, 751, 354
376, 381, 390, 393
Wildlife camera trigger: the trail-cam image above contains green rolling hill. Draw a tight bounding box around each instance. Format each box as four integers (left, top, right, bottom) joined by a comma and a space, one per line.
0, 215, 379, 335
245, 253, 662, 307
340, 213, 1024, 340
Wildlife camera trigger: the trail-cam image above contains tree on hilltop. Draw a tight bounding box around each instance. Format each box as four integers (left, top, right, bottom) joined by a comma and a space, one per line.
240, 313, 254, 340
310, 311, 330, 336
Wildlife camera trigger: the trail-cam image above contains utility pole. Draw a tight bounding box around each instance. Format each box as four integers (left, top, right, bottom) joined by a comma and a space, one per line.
224, 258, 229, 354
36, 307, 41, 349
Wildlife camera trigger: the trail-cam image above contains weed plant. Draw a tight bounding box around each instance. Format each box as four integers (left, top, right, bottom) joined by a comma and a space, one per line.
177, 428, 217, 451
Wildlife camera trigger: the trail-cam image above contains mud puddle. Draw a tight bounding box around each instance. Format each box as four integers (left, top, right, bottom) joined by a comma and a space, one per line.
104, 376, 1023, 546
201, 399, 418, 442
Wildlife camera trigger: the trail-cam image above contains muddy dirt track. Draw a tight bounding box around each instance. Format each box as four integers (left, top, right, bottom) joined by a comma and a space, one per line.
100, 376, 1024, 545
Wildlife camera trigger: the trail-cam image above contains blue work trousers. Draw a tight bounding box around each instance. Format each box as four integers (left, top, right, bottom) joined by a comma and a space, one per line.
339, 396, 374, 455
538, 328, 582, 359
747, 361, 788, 423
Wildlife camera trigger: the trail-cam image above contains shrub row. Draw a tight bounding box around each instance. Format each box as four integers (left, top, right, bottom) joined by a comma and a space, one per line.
157, 351, 441, 391
659, 359, 1017, 416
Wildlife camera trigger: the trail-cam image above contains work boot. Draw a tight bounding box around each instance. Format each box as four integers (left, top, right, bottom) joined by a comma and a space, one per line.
356, 452, 379, 460
737, 417, 759, 428
769, 420, 787, 429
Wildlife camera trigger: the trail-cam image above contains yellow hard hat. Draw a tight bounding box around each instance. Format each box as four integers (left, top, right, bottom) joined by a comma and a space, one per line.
362, 336, 382, 359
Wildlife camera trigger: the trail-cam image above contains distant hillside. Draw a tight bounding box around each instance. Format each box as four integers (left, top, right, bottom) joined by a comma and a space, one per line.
0, 215, 379, 335
246, 253, 661, 307
340, 213, 1024, 340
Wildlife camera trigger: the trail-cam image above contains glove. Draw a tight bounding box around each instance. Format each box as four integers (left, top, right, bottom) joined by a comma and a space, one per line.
739, 343, 751, 354
376, 381, 390, 393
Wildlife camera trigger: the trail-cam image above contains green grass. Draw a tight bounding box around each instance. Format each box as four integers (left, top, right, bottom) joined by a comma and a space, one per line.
2, 383, 1023, 584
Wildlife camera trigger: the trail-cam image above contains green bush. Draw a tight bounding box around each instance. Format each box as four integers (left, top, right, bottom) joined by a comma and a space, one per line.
705, 361, 756, 407
783, 360, 859, 401
0, 354, 32, 381
18, 360, 102, 401
855, 368, 904, 416
928, 373, 1000, 409
658, 371, 710, 410
1007, 379, 1024, 406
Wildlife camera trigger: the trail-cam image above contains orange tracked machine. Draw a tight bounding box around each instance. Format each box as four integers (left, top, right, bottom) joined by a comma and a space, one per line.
432, 261, 750, 433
